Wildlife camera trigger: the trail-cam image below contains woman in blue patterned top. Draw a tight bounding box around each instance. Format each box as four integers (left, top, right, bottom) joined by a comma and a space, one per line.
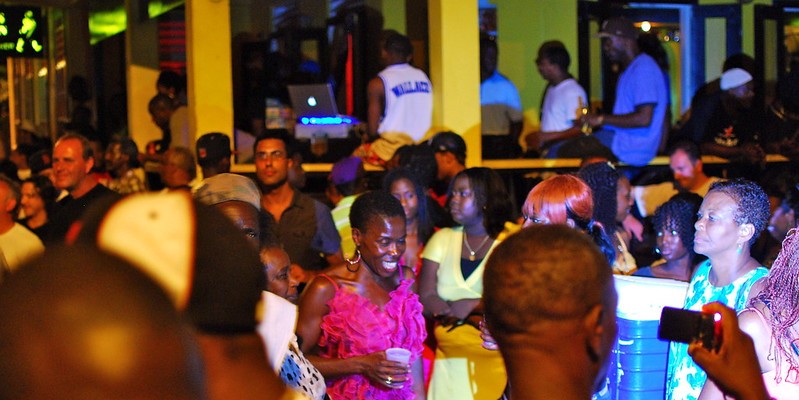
665, 179, 770, 400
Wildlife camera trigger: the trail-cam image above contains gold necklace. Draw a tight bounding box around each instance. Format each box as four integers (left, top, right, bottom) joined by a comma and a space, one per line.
463, 232, 491, 261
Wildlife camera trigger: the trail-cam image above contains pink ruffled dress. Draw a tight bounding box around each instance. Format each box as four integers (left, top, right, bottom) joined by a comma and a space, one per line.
318, 277, 426, 399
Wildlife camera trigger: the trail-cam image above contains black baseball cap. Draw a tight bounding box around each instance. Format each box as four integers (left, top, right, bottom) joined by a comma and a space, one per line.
196, 133, 232, 163
429, 131, 466, 160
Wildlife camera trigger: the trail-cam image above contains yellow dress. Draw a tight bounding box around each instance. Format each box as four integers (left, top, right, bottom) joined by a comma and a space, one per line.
422, 225, 516, 400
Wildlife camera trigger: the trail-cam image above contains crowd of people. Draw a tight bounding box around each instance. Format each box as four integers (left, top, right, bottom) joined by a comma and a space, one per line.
2, 23, 799, 400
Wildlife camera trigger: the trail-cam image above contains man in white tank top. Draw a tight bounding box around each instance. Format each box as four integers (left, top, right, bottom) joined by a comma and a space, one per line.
360, 31, 432, 164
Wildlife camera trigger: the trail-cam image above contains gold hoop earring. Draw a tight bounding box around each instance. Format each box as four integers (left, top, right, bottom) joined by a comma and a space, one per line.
346, 249, 361, 272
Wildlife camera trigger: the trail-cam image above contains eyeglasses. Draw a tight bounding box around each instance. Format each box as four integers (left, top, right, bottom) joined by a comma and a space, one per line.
255, 150, 287, 161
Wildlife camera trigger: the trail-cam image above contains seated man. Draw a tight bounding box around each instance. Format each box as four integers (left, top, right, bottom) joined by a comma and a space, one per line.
357, 31, 433, 166
584, 17, 668, 169
529, 42, 588, 157
632, 141, 720, 217
682, 68, 765, 167
483, 225, 617, 400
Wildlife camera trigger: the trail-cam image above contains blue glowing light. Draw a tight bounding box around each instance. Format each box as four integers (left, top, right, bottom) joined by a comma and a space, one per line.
299, 116, 355, 125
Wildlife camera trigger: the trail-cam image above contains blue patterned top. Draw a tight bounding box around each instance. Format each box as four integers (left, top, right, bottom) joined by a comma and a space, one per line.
665, 260, 768, 400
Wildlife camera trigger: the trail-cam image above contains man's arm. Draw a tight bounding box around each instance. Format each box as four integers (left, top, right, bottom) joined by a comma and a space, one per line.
367, 77, 385, 141
536, 125, 583, 148
701, 142, 765, 165
689, 302, 771, 400
315, 204, 344, 266
588, 104, 654, 129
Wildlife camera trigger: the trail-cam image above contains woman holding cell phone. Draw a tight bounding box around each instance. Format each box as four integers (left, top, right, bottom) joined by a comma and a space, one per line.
296, 191, 426, 399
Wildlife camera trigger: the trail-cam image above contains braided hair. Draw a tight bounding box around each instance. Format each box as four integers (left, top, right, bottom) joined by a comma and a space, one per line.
752, 229, 799, 382
577, 162, 620, 237
653, 193, 702, 262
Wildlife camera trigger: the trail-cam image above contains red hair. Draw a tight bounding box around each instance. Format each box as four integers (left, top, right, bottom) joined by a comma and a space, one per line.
523, 175, 594, 225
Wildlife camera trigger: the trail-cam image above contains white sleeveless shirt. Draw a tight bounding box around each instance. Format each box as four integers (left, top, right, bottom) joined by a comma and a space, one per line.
377, 63, 433, 142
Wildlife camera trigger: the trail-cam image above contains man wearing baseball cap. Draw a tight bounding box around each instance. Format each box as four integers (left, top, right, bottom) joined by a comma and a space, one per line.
196, 132, 232, 179
429, 131, 466, 186
582, 17, 668, 170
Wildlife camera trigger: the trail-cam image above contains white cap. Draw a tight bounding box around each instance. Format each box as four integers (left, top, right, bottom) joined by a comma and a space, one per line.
720, 68, 753, 90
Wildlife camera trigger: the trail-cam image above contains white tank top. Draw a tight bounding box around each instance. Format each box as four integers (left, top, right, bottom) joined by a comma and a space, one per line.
377, 63, 433, 142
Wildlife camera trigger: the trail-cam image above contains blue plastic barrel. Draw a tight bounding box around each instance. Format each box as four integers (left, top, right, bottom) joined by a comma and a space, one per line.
609, 276, 689, 400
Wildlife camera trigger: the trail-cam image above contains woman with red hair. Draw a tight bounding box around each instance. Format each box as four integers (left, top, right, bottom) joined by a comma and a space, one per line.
484, 174, 615, 400
521, 174, 614, 264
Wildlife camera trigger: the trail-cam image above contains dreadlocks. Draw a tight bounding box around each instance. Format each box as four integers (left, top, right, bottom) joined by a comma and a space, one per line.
753, 229, 799, 383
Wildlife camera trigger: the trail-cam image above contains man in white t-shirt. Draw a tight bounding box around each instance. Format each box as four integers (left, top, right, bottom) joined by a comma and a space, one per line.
0, 175, 43, 272
527, 42, 588, 157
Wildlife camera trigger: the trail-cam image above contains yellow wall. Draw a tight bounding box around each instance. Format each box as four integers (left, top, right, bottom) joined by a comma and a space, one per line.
429, 0, 482, 166
127, 65, 162, 149
186, 0, 233, 140
491, 0, 579, 133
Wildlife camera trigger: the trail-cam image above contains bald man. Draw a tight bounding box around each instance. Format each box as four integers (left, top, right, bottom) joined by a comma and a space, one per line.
0, 245, 205, 399
483, 225, 618, 400
49, 133, 117, 243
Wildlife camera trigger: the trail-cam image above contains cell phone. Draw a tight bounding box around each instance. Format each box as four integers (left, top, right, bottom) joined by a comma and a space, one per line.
658, 306, 722, 351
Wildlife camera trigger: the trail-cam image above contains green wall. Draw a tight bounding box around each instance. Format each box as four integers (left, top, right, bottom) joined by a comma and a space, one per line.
492, 0, 580, 131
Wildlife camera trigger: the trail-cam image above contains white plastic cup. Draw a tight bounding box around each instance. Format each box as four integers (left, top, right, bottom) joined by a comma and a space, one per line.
385, 347, 411, 365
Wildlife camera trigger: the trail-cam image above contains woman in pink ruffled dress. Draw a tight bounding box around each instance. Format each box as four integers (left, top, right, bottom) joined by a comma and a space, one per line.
297, 191, 426, 399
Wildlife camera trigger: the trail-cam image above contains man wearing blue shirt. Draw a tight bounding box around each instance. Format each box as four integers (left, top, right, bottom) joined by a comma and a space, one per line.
480, 36, 523, 159
585, 17, 668, 168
